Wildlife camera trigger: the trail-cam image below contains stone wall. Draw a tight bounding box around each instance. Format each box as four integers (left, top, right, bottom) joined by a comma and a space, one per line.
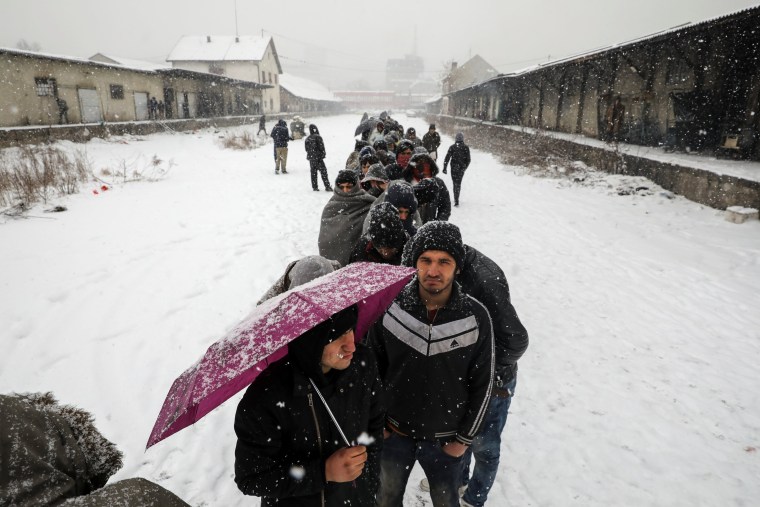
431, 115, 760, 211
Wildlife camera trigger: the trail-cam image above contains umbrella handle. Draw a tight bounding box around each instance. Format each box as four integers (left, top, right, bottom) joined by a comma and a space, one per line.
308, 378, 351, 447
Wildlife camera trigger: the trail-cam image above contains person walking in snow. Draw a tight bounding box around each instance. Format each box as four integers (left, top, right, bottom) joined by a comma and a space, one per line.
317, 170, 376, 266
271, 119, 293, 174
234, 305, 384, 507
403, 238, 529, 507
149, 96, 158, 120
366, 221, 494, 507
422, 124, 441, 161
257, 114, 267, 135
305, 124, 333, 191
442, 132, 471, 207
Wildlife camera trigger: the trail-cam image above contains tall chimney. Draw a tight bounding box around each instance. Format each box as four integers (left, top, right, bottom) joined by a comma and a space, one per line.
451, 61, 458, 71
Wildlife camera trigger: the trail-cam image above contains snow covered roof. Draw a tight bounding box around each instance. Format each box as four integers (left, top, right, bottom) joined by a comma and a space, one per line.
425, 94, 442, 104
279, 73, 341, 102
89, 53, 170, 71
167, 35, 272, 63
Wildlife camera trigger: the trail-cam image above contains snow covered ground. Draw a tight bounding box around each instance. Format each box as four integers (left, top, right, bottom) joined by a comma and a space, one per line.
2, 114, 759, 506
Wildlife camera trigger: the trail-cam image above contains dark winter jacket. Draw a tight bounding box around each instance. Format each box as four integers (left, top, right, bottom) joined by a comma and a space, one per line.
234, 346, 384, 507
0, 393, 127, 506
348, 238, 402, 265
271, 120, 291, 148
458, 246, 528, 385
366, 280, 494, 445
304, 125, 326, 160
443, 142, 471, 171
362, 180, 422, 238
318, 186, 376, 265
422, 131, 441, 153
404, 153, 451, 223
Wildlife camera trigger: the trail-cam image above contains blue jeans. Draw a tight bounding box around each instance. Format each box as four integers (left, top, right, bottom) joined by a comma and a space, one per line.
460, 377, 517, 507
377, 432, 465, 507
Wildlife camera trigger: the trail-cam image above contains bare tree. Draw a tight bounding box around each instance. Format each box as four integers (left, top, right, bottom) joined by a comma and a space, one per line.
16, 39, 42, 52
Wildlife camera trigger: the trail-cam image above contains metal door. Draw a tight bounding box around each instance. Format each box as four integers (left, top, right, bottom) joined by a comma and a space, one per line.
77, 88, 103, 123
134, 92, 149, 120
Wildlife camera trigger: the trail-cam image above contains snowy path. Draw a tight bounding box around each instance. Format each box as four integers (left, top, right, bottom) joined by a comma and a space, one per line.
1, 114, 759, 506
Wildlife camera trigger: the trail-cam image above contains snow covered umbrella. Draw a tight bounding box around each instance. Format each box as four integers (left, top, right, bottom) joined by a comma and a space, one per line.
146, 262, 416, 449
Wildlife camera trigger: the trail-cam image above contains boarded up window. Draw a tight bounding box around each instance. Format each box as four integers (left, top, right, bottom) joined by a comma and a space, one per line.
35, 77, 57, 96
110, 84, 125, 99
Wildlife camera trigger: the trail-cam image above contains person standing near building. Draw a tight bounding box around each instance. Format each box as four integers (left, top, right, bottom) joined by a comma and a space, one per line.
305, 124, 332, 191
55, 95, 69, 124
442, 133, 471, 207
271, 119, 293, 174
422, 124, 441, 161
257, 114, 267, 135
366, 221, 494, 507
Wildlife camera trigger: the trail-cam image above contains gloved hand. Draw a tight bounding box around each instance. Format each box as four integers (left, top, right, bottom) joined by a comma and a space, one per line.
442, 166, 447, 174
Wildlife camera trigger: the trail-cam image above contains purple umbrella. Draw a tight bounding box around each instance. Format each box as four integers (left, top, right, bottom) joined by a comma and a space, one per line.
146, 262, 416, 449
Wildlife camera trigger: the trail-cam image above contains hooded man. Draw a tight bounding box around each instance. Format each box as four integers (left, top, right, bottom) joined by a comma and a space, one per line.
366, 222, 494, 507
305, 124, 332, 192
361, 162, 390, 198
235, 305, 384, 507
405, 127, 423, 147
349, 202, 408, 265
317, 170, 377, 266
404, 151, 452, 224
257, 255, 341, 304
384, 140, 414, 181
362, 179, 421, 238
422, 124, 441, 161
442, 132, 471, 206
271, 119, 293, 174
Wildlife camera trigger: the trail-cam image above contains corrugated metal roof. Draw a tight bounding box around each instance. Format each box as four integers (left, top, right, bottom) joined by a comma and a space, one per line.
454, 4, 760, 91
279, 73, 340, 102
166, 35, 271, 62
89, 53, 170, 71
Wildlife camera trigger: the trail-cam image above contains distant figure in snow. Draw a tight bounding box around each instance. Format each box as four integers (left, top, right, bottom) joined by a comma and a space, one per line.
305, 124, 332, 191
442, 132, 471, 207
257, 114, 267, 135
55, 96, 69, 124
271, 119, 293, 174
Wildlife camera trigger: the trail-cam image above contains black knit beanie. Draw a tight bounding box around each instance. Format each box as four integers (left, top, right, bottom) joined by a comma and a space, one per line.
335, 169, 358, 186
403, 221, 465, 269
367, 203, 407, 250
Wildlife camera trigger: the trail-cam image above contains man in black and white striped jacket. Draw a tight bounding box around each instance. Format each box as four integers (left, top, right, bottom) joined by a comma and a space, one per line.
366, 221, 494, 507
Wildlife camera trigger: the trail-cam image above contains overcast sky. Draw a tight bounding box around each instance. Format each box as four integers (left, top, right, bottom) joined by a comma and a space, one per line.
2, 0, 758, 89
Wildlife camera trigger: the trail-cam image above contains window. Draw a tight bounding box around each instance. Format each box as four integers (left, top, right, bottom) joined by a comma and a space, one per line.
270, 98, 273, 110
268, 72, 272, 84
110, 84, 124, 99
35, 77, 57, 96
274, 74, 278, 84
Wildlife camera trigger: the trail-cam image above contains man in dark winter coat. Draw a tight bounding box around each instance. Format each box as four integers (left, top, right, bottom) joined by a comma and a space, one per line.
304, 124, 332, 191
349, 202, 408, 265
442, 132, 471, 206
402, 238, 528, 507
404, 151, 452, 224
318, 170, 376, 266
366, 222, 494, 507
257, 114, 267, 135
235, 305, 384, 507
384, 140, 414, 181
422, 124, 441, 161
271, 119, 293, 174
362, 179, 422, 238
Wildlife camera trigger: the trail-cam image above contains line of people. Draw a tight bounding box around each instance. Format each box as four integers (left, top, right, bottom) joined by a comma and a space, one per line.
234, 112, 528, 507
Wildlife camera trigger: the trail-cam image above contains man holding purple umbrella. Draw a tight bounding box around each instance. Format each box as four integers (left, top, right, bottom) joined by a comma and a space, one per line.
234, 304, 384, 507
